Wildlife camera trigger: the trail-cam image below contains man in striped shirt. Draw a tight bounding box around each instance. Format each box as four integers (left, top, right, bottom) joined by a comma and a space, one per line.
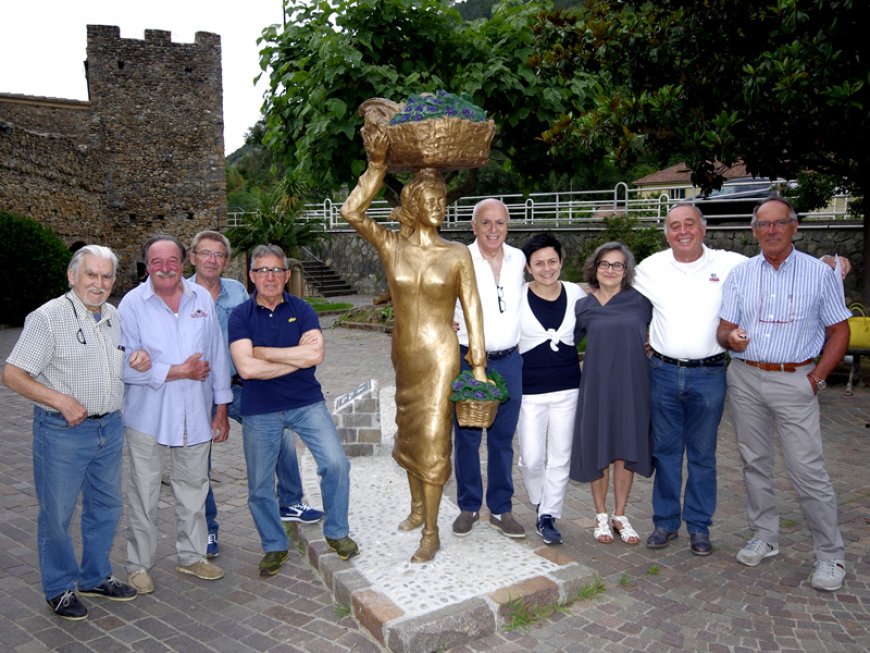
717, 196, 851, 592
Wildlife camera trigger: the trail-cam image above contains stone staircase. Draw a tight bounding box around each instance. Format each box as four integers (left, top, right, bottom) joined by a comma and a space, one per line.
302, 259, 354, 297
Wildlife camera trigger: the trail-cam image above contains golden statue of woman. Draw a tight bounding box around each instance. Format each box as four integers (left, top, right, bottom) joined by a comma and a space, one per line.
341, 117, 488, 563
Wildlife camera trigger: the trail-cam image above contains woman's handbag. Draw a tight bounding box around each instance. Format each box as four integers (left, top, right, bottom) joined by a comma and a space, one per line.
848, 303, 870, 349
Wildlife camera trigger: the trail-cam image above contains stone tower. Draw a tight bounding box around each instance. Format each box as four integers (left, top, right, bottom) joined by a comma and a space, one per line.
0, 25, 226, 289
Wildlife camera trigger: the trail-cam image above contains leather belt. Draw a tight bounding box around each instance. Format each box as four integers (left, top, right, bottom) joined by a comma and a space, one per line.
652, 351, 726, 368
89, 412, 109, 420
231, 375, 244, 387
739, 358, 814, 373
487, 346, 517, 360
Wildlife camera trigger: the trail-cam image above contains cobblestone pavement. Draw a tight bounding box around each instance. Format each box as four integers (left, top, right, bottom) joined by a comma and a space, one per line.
1, 295, 868, 652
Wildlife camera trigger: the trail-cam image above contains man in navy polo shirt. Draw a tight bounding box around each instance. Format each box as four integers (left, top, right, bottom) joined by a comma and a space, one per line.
228, 244, 357, 577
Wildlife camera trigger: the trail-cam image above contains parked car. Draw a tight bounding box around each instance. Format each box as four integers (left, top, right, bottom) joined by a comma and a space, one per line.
691, 179, 781, 224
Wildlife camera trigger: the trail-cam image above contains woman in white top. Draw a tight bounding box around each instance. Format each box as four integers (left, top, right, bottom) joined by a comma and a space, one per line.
517, 234, 585, 545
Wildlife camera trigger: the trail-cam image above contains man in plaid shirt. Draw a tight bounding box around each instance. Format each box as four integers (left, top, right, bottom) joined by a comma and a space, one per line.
3, 245, 150, 620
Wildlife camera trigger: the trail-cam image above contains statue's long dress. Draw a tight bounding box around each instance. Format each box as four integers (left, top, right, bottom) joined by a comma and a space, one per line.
380, 230, 479, 484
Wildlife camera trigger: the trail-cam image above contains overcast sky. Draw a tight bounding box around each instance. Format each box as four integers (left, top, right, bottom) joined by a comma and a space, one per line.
0, 0, 285, 155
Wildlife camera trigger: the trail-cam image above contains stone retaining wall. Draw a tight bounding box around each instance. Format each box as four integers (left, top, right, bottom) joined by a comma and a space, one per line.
319, 224, 865, 303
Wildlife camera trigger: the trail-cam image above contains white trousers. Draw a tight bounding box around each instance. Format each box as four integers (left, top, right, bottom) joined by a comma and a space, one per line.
125, 427, 210, 572
517, 388, 577, 518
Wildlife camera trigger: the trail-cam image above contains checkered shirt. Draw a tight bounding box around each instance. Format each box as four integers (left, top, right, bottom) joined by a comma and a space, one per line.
6, 291, 124, 415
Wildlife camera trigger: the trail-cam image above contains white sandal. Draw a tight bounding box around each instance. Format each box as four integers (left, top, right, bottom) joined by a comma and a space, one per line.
611, 515, 640, 544
593, 512, 613, 543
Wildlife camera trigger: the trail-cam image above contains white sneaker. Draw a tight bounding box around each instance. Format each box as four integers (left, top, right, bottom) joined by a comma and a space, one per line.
736, 538, 779, 567
811, 559, 845, 591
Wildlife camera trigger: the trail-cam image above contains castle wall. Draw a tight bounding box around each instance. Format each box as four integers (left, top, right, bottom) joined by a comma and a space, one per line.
0, 25, 227, 289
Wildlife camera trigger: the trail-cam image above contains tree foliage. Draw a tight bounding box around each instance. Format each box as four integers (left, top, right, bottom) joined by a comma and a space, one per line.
536, 0, 866, 197
224, 174, 331, 260
0, 211, 71, 326
259, 0, 573, 198
533, 0, 867, 300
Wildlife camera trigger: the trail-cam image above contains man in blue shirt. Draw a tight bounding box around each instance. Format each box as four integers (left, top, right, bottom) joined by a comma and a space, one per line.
717, 197, 851, 592
229, 244, 357, 577
120, 234, 232, 594
188, 231, 322, 559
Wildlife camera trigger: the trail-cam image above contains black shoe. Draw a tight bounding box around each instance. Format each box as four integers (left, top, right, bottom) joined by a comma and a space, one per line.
47, 590, 88, 621
79, 575, 138, 601
646, 527, 678, 549
689, 532, 712, 556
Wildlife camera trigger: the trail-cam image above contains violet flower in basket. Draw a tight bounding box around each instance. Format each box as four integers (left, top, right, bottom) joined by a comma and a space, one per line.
449, 369, 509, 403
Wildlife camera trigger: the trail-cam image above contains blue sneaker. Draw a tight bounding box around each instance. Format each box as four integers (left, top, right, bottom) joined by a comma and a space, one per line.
280, 502, 325, 524
207, 532, 219, 558
536, 514, 563, 545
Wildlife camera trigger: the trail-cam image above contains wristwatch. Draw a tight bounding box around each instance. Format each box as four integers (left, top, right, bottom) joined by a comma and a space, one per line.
812, 376, 827, 390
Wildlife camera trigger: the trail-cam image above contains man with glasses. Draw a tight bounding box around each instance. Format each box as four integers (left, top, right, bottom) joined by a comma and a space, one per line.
119, 234, 232, 594
3, 245, 149, 620
452, 198, 527, 539
188, 231, 322, 559
717, 197, 850, 591
228, 245, 357, 577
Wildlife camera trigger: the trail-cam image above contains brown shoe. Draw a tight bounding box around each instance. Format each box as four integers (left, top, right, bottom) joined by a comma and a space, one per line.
175, 559, 224, 580
452, 511, 479, 536
489, 512, 526, 538
128, 570, 154, 594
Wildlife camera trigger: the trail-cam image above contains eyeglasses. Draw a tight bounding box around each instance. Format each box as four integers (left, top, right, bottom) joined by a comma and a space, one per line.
496, 285, 506, 313
194, 249, 228, 260
252, 267, 287, 275
597, 261, 626, 271
754, 219, 795, 231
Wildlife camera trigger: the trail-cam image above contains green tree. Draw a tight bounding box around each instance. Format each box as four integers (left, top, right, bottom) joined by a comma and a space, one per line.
259, 0, 572, 198
532, 0, 868, 301
0, 212, 71, 326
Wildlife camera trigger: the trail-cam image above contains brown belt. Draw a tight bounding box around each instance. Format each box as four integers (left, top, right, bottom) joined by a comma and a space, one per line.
740, 358, 814, 373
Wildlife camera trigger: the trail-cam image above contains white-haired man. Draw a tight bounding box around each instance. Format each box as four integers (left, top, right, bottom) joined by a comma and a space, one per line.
3, 245, 150, 620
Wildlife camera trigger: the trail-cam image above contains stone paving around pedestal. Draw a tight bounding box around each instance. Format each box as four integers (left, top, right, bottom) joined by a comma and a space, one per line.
1, 295, 868, 652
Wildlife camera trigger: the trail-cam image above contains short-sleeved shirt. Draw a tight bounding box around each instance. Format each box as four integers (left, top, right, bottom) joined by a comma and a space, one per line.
719, 248, 852, 363
634, 245, 747, 360
228, 292, 324, 416
6, 291, 124, 415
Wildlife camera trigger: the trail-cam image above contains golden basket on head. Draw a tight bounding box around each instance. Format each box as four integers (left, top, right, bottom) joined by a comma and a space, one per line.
455, 399, 499, 429
358, 97, 495, 172
386, 117, 495, 172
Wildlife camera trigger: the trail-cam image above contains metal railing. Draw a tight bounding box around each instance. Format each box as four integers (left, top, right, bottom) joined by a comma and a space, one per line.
227, 182, 855, 230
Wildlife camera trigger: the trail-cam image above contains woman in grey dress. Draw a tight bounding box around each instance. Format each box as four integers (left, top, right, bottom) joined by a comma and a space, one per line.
569, 242, 652, 544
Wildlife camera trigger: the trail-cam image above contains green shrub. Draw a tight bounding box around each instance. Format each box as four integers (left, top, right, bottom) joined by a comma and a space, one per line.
0, 211, 71, 326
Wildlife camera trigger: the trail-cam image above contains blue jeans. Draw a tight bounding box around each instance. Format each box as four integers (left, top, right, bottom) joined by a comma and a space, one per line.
32, 407, 124, 599
649, 356, 727, 535
453, 348, 523, 515
205, 385, 304, 535
242, 401, 350, 551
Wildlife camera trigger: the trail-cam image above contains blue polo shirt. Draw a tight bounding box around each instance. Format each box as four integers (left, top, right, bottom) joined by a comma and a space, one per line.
228, 292, 324, 416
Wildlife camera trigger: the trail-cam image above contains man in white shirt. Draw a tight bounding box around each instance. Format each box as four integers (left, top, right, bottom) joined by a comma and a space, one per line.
634, 204, 744, 556
452, 198, 527, 539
